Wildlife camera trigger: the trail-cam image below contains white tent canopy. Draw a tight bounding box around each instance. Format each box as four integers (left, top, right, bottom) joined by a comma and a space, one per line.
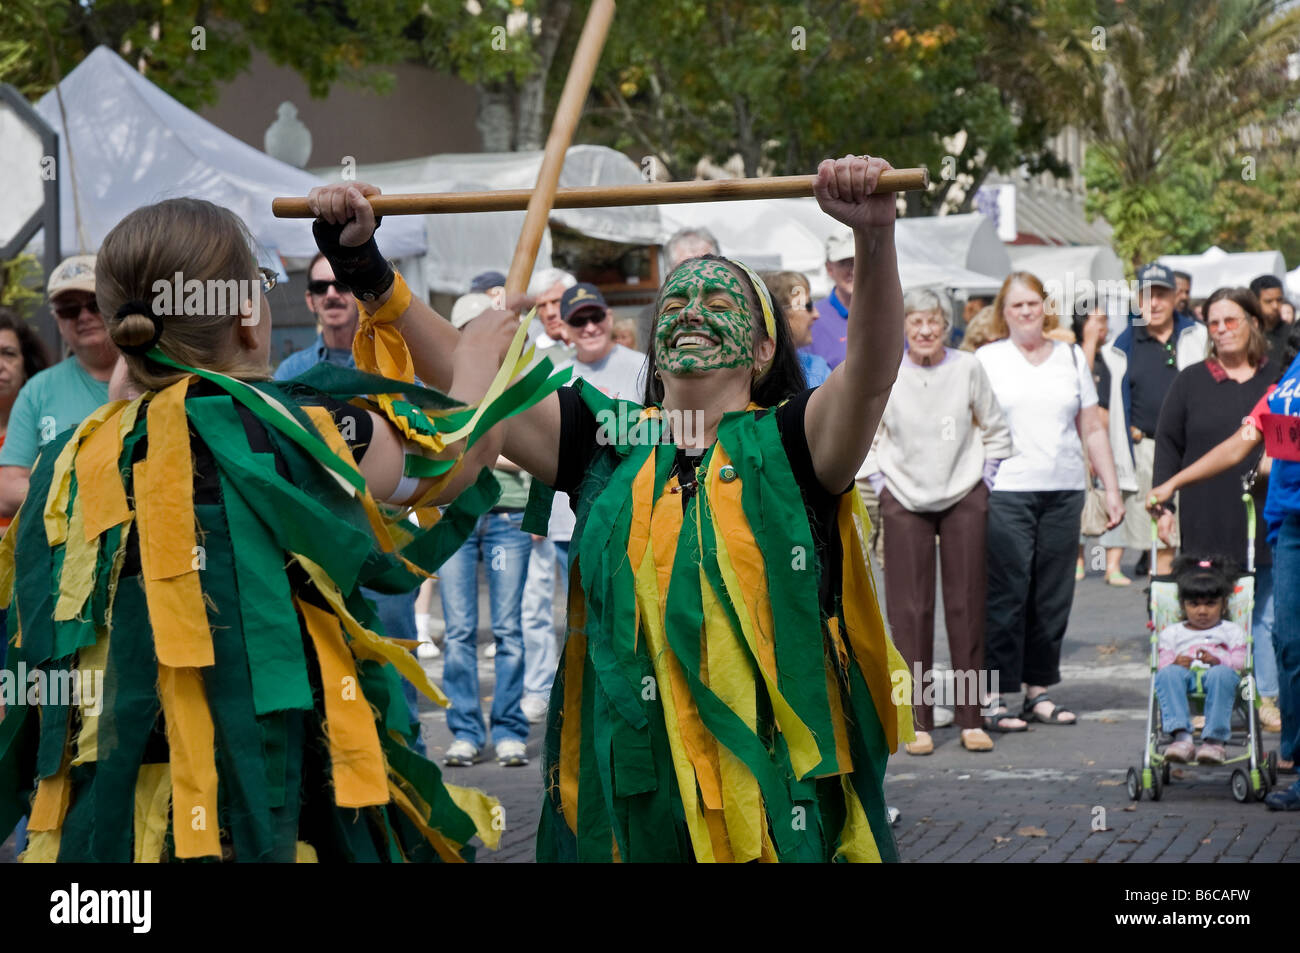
29, 46, 425, 267
1006, 244, 1125, 296
1159, 246, 1285, 298
323, 146, 661, 294
657, 201, 1008, 296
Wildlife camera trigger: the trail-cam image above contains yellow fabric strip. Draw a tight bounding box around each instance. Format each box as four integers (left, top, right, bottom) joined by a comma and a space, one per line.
700, 567, 764, 863
558, 583, 586, 835
300, 405, 395, 552
705, 448, 821, 777
833, 775, 882, 863
388, 779, 465, 863
838, 492, 912, 751
439, 318, 541, 444
0, 506, 18, 610
141, 379, 197, 579
628, 461, 715, 862
296, 841, 319, 863
44, 401, 125, 546
71, 632, 111, 766
294, 554, 448, 707
20, 829, 61, 863
28, 766, 71, 831
157, 665, 222, 858
353, 271, 415, 382
297, 598, 390, 808
136, 460, 213, 669
76, 397, 140, 539
444, 782, 503, 850
824, 653, 855, 778
132, 762, 172, 863
53, 485, 95, 621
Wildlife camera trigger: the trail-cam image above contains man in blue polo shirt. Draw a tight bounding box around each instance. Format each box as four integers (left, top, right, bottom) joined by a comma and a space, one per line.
806, 230, 854, 369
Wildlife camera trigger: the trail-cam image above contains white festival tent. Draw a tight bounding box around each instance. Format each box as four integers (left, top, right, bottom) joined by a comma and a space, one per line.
1158, 246, 1286, 298
1005, 244, 1125, 298
656, 201, 1009, 298
26, 46, 426, 287
321, 146, 662, 295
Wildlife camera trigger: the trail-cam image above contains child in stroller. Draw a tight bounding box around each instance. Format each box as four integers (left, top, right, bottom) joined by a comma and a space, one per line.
1155, 555, 1246, 766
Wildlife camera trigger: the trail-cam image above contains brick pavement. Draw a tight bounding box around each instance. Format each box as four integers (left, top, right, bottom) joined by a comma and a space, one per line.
4, 553, 1297, 863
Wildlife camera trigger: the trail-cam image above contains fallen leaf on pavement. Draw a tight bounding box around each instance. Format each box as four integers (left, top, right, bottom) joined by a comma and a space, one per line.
994, 836, 1011, 843
1098, 779, 1123, 786
1123, 804, 1137, 812
1017, 826, 1048, 837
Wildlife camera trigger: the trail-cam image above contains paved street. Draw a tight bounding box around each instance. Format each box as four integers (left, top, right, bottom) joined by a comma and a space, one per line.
5, 548, 1297, 863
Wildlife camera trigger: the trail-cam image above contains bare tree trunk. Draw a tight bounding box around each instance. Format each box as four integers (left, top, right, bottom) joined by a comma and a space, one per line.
514, 0, 573, 150
477, 83, 515, 152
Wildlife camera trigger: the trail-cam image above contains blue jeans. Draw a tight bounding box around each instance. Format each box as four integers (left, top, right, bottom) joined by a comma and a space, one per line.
1274, 514, 1300, 761
361, 586, 425, 757
1253, 566, 1278, 698
521, 538, 569, 701
1155, 664, 1240, 743
438, 511, 532, 748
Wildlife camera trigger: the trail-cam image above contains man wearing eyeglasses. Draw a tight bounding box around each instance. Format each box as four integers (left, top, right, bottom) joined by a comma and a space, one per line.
273, 253, 359, 381
1095, 262, 1209, 573
0, 256, 116, 517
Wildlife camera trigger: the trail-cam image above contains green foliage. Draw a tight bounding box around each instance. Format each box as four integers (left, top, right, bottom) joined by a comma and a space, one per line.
0, 0, 541, 109
0, 253, 45, 313
576, 0, 1085, 212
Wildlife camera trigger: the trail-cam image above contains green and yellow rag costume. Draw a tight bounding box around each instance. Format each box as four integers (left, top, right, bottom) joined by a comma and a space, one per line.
532, 382, 913, 862
0, 296, 567, 862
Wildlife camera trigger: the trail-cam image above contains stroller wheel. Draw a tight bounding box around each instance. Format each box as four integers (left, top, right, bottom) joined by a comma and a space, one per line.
1150, 766, 1164, 801
1268, 751, 1279, 787
1161, 761, 1171, 785
1230, 769, 1251, 803
1126, 767, 1141, 801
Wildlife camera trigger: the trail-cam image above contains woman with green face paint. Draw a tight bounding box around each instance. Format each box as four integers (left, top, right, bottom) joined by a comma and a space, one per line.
308, 155, 910, 862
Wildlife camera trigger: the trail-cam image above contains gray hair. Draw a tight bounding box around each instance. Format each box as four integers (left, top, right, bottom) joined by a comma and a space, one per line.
665, 227, 721, 265
902, 287, 952, 326
528, 267, 577, 296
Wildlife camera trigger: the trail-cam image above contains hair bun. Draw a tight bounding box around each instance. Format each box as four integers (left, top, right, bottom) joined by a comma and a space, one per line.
111, 301, 164, 355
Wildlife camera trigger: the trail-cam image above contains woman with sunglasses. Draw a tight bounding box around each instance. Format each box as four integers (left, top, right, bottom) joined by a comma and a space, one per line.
1151, 287, 1280, 732
0, 196, 549, 861
762, 271, 831, 387
309, 155, 914, 862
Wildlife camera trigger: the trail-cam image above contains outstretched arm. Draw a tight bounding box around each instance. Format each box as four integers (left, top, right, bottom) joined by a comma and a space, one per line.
804, 155, 904, 492
1148, 420, 1263, 511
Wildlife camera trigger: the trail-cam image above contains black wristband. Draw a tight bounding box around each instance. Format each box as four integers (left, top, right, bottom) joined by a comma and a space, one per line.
311, 218, 395, 302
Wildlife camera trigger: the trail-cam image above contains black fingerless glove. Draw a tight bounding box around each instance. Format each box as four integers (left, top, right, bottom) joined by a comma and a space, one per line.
311, 217, 395, 303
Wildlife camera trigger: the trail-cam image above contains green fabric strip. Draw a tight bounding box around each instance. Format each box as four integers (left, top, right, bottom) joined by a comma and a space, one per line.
194, 501, 277, 862
0, 685, 37, 842
89, 576, 162, 862
218, 472, 314, 715
12, 428, 73, 670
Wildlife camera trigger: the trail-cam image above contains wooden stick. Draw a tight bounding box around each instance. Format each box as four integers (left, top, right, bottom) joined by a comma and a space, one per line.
502, 0, 616, 297
272, 168, 930, 219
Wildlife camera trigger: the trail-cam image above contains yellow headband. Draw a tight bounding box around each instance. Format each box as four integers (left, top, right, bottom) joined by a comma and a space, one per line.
727, 258, 777, 343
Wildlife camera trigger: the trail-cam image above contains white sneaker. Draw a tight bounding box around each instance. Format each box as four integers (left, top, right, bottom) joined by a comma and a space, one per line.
485, 642, 497, 659
521, 695, 549, 723
496, 739, 528, 766
444, 739, 478, 766
933, 706, 955, 728
417, 641, 441, 659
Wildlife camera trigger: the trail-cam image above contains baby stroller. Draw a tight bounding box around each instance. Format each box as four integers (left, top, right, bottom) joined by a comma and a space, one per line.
1126, 488, 1279, 802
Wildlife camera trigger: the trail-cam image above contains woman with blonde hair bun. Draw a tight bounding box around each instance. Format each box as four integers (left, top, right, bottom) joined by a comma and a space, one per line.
0, 195, 564, 862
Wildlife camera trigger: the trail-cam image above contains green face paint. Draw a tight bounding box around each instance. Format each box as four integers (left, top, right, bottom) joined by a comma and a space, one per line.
654, 260, 757, 376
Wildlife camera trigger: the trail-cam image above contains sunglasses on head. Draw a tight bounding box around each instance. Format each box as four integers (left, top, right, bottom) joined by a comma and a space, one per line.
307, 278, 350, 296
565, 307, 605, 328
53, 298, 99, 320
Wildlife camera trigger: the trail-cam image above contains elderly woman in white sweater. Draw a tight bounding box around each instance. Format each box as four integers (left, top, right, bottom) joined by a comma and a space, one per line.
865, 289, 1013, 754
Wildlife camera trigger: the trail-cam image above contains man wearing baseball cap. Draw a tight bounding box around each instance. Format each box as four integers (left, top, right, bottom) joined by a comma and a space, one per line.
0, 255, 116, 517
807, 230, 856, 369
1095, 262, 1208, 574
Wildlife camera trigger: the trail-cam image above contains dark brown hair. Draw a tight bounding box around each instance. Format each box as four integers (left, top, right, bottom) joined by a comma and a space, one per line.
1202, 287, 1268, 368
0, 307, 52, 383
